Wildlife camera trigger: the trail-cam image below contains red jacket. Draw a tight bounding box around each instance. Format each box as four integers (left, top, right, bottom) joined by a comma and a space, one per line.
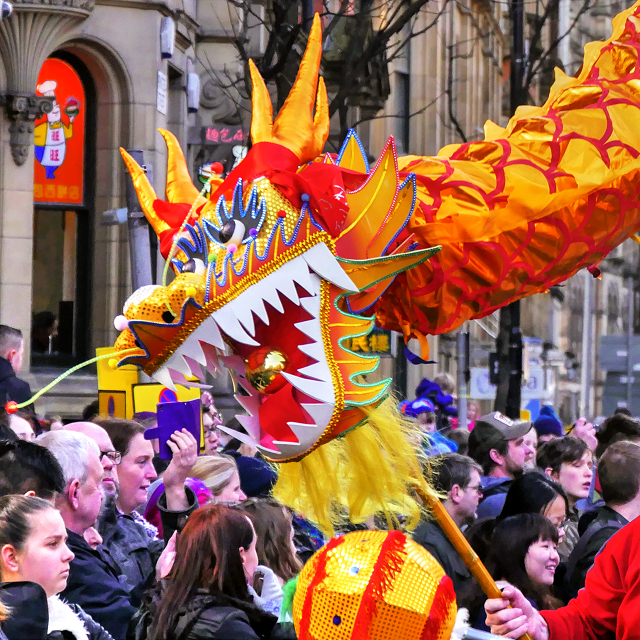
541, 515, 640, 639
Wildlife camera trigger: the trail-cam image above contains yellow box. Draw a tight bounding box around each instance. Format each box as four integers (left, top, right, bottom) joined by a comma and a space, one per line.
132, 383, 201, 414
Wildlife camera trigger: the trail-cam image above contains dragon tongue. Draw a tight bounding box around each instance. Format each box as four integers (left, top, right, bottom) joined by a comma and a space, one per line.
257, 385, 306, 446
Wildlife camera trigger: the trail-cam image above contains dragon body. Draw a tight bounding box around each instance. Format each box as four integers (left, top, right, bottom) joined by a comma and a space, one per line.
113, 4, 640, 527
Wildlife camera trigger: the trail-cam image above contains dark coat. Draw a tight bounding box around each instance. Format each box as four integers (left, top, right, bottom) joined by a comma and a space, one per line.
97, 487, 199, 608
129, 588, 278, 640
412, 519, 473, 598
61, 530, 137, 640
0, 581, 113, 640
565, 505, 628, 600
97, 501, 164, 606
0, 357, 32, 405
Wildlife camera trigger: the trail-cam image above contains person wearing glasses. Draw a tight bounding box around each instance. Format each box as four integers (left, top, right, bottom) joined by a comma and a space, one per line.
84, 418, 197, 602
202, 392, 224, 454
412, 452, 483, 598
65, 422, 119, 497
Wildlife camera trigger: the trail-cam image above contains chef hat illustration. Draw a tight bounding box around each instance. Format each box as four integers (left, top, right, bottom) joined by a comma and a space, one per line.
37, 80, 57, 97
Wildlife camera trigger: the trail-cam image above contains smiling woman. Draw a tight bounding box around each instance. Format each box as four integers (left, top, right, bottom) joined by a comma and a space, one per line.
463, 513, 562, 632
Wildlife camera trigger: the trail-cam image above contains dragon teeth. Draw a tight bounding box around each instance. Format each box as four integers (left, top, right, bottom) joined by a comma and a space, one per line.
152, 366, 176, 391
281, 372, 335, 404
301, 402, 335, 426
298, 342, 324, 361
302, 243, 357, 291
294, 319, 322, 343
168, 369, 211, 389
300, 295, 320, 318
236, 413, 261, 441
297, 361, 331, 383
213, 305, 259, 346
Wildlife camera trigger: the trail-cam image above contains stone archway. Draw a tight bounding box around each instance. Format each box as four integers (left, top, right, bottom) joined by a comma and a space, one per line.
55, 37, 134, 356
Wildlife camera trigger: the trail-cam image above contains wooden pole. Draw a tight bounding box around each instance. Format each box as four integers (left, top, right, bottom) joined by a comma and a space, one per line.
411, 478, 532, 640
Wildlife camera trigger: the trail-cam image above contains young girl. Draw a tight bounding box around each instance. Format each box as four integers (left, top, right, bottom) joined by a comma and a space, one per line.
132, 504, 281, 640
0, 494, 112, 640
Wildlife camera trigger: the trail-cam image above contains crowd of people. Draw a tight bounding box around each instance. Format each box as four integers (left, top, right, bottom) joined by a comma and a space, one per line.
2, 322, 640, 639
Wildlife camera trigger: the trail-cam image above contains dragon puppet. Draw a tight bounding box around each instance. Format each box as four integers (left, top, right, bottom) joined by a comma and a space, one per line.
106, 3, 640, 530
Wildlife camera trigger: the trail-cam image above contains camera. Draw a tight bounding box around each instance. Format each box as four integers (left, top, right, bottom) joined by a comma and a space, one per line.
1, 2, 13, 18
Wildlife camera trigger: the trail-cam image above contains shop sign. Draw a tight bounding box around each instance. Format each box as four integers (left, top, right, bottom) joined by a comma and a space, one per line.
33, 58, 85, 206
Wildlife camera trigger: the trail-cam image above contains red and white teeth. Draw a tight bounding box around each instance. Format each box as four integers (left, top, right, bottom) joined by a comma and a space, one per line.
147, 241, 355, 460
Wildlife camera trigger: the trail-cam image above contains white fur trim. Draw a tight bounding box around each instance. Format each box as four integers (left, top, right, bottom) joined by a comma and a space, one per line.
451, 607, 470, 640
47, 595, 89, 640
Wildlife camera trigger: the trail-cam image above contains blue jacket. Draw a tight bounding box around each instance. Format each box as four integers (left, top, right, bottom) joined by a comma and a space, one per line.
477, 476, 512, 519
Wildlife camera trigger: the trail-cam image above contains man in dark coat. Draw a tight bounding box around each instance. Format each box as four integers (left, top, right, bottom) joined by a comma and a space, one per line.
0, 325, 32, 406
412, 452, 483, 598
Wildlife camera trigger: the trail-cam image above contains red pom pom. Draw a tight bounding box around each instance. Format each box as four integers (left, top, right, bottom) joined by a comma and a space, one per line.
211, 162, 223, 174
5, 401, 19, 414
277, 209, 287, 218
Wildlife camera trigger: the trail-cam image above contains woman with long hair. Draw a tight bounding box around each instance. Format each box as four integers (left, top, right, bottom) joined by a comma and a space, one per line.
243, 499, 303, 618
243, 499, 302, 586
132, 504, 278, 640
0, 494, 112, 639
465, 513, 561, 631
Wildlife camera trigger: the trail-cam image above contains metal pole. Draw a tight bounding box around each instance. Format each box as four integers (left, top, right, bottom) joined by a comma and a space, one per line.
457, 328, 469, 429
495, 0, 525, 418
125, 149, 153, 291
579, 271, 592, 417
627, 275, 634, 410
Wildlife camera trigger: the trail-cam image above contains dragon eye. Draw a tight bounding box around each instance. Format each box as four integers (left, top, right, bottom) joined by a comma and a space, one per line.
219, 220, 245, 246
181, 258, 206, 276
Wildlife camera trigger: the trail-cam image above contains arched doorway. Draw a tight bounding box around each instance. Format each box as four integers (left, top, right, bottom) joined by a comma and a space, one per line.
31, 52, 96, 368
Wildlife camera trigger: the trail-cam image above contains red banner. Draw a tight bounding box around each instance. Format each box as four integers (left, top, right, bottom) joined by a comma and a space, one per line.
33, 58, 85, 205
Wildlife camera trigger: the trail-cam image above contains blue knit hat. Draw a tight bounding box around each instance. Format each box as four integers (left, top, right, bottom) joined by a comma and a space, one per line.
236, 455, 278, 497
533, 405, 564, 438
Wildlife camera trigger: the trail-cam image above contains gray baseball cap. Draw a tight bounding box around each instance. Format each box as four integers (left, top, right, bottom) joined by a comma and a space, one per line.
474, 412, 533, 440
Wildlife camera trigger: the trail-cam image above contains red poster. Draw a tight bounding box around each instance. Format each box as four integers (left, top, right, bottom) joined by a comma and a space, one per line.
33, 58, 85, 205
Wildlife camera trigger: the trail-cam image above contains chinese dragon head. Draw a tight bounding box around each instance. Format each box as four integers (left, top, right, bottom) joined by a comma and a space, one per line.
112, 3, 640, 526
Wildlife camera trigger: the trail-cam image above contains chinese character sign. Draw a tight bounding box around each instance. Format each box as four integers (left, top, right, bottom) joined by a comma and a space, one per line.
342, 329, 392, 355
33, 58, 85, 205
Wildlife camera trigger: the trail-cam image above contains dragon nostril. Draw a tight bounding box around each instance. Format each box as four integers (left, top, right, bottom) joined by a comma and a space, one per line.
162, 311, 175, 323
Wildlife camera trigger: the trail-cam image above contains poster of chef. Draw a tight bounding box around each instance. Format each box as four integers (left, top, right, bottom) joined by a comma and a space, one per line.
33, 58, 85, 206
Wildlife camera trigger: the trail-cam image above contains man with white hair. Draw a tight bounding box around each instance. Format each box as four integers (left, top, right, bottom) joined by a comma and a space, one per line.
37, 430, 136, 640
64, 421, 118, 496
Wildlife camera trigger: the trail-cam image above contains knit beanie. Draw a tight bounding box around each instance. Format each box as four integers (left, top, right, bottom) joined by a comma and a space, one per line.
237, 455, 278, 497
533, 405, 564, 438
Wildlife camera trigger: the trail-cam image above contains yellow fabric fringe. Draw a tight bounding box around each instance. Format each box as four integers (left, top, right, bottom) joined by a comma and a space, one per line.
273, 398, 427, 534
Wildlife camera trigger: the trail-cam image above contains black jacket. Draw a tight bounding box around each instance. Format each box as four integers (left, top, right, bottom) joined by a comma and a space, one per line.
0, 581, 113, 640
61, 530, 137, 640
564, 505, 628, 599
0, 357, 32, 406
412, 519, 473, 598
97, 487, 198, 608
129, 588, 279, 640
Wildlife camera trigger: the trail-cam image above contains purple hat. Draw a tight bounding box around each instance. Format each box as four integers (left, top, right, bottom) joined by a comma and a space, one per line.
399, 397, 436, 418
